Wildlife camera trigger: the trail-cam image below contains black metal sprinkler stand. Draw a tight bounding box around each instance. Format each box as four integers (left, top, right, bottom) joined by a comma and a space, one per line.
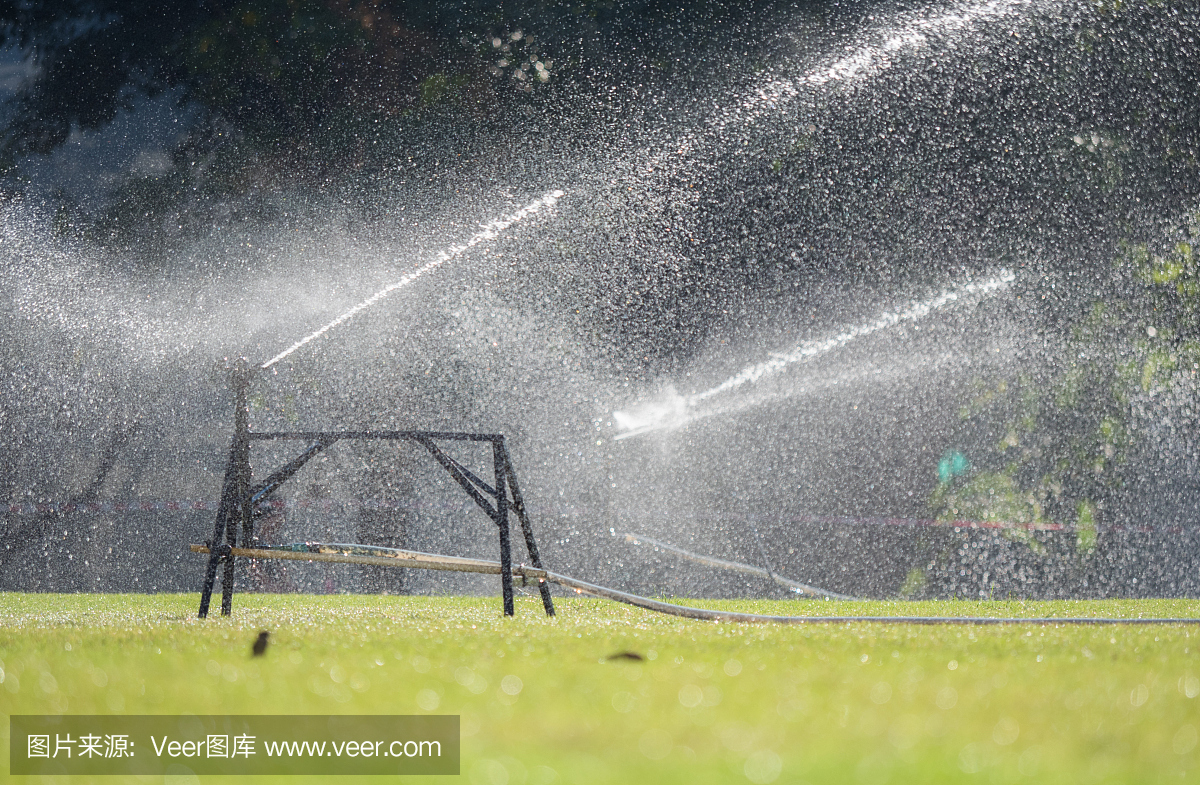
197, 360, 555, 619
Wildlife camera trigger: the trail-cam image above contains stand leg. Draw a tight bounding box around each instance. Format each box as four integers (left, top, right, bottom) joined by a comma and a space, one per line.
198, 360, 252, 618
535, 574, 555, 616
501, 445, 555, 617
197, 543, 222, 618
219, 534, 237, 615
200, 464, 240, 618
494, 440, 514, 617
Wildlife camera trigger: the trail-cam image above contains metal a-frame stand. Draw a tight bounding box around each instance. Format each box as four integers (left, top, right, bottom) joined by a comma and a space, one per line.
197, 361, 555, 618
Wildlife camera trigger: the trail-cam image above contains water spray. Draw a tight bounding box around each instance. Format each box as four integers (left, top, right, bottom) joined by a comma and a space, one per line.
661, 0, 1040, 176
613, 271, 1015, 439
261, 190, 565, 369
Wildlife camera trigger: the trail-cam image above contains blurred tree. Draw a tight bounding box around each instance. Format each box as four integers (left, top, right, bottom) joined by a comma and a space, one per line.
931, 209, 1200, 558
920, 0, 1200, 574
0, 0, 777, 253
0, 0, 770, 173
0, 0, 501, 171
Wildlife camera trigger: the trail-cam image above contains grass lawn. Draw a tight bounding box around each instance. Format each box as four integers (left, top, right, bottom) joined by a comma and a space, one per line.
1, 593, 1199, 784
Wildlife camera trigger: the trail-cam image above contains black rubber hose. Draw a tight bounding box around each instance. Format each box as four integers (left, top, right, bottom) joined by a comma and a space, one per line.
191, 543, 1200, 625
542, 570, 1200, 625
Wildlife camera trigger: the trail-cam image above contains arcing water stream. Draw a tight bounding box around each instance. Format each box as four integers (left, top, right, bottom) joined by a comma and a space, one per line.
261, 190, 565, 369
612, 272, 1016, 439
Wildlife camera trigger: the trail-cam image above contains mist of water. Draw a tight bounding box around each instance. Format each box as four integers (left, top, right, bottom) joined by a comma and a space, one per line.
3, 0, 1200, 600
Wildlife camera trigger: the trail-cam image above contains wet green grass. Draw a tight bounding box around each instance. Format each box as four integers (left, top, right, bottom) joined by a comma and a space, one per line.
2, 593, 1199, 784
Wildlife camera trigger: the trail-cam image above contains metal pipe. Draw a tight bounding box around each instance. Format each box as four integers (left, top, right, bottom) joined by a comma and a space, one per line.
190, 543, 532, 576
248, 431, 503, 442
416, 437, 497, 520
